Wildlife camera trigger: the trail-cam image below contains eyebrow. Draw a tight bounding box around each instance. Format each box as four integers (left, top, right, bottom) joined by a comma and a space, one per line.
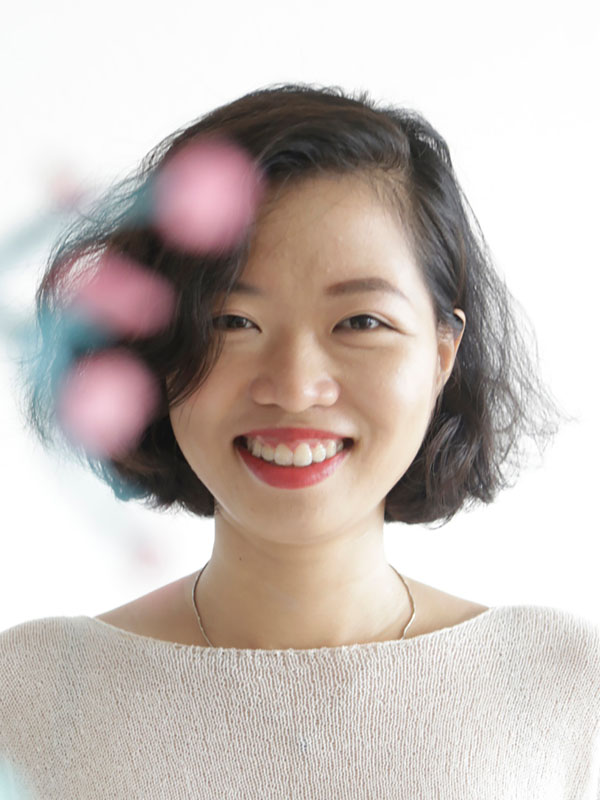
230, 277, 412, 305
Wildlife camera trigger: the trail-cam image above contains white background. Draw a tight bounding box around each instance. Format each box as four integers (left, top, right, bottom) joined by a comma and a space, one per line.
0, 0, 598, 632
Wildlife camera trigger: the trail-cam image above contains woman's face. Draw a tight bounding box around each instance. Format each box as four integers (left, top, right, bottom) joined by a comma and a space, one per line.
169, 174, 463, 543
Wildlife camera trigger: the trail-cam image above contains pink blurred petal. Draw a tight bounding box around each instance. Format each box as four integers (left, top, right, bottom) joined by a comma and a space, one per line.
56, 350, 161, 459
153, 137, 265, 254
47, 168, 90, 211
68, 251, 176, 337
133, 542, 162, 568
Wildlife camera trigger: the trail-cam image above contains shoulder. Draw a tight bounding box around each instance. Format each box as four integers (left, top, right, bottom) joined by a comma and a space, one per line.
402, 576, 490, 638
0, 615, 116, 681
0, 616, 89, 679
0, 615, 75, 652
0, 616, 86, 740
402, 577, 600, 669
94, 572, 202, 645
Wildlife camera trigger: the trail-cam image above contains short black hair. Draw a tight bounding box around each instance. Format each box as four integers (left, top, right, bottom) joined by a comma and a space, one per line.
17, 82, 572, 526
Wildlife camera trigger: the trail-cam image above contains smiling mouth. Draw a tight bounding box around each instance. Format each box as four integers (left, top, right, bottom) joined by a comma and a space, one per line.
233, 435, 354, 465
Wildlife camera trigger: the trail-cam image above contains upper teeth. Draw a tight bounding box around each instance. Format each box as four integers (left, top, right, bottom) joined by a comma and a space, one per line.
246, 436, 345, 467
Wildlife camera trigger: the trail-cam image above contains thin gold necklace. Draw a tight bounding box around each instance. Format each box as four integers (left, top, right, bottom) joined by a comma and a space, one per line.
191, 562, 416, 648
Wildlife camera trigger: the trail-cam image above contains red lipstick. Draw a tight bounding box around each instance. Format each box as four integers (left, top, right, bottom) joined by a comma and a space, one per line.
234, 435, 352, 489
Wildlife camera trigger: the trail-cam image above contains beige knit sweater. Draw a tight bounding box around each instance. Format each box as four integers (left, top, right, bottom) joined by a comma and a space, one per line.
1, 605, 600, 799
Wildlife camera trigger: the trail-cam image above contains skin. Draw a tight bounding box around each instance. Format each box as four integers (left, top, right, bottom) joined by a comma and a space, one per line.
167, 174, 466, 650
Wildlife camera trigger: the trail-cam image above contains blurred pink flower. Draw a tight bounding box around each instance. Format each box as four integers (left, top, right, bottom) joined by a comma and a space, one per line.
152, 136, 265, 253
56, 349, 161, 459
68, 251, 177, 337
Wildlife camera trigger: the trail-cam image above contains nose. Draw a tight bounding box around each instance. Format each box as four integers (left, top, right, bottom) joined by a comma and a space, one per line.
248, 330, 340, 411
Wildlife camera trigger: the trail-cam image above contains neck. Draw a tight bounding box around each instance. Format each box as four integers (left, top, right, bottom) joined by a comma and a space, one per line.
192, 546, 414, 650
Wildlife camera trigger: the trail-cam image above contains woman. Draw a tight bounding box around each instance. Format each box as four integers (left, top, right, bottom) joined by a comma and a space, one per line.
2, 83, 599, 799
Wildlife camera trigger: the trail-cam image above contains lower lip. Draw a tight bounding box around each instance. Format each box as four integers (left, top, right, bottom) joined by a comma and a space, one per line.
235, 440, 352, 489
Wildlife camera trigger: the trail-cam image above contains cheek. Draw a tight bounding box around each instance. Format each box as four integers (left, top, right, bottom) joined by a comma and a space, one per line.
384, 381, 435, 439
168, 373, 234, 465
393, 366, 436, 410
361, 347, 437, 406
358, 354, 438, 454
168, 401, 212, 485
168, 360, 230, 434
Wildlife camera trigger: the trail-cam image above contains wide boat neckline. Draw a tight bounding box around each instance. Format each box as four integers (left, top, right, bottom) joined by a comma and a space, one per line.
82, 605, 512, 655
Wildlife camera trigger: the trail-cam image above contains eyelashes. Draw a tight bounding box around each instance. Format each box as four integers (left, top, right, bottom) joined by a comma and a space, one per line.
211, 315, 254, 330
212, 314, 390, 332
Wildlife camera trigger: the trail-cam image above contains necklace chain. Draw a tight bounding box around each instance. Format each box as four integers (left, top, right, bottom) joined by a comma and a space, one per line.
191, 562, 416, 648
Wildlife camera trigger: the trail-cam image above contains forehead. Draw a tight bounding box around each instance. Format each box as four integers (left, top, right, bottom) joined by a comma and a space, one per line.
244, 174, 414, 276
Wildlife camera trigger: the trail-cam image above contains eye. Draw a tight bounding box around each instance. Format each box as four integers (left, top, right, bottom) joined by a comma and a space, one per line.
212, 314, 256, 330
337, 314, 389, 331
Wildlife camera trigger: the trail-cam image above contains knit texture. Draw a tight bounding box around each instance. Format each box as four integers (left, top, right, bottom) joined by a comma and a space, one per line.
1, 605, 600, 799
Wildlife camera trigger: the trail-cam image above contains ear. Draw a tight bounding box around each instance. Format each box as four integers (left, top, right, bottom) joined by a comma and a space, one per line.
435, 308, 465, 395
